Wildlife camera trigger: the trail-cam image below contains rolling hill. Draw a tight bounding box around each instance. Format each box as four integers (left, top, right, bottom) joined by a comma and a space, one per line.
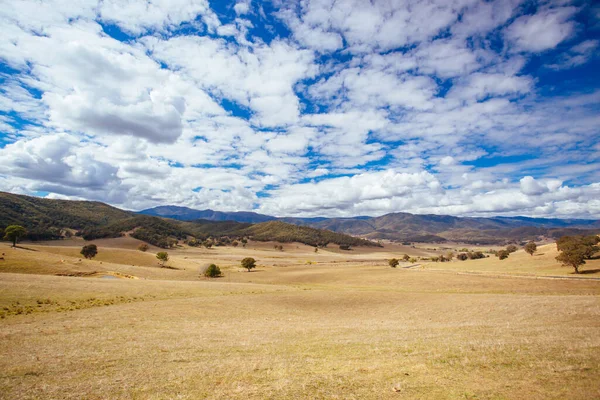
0, 192, 377, 248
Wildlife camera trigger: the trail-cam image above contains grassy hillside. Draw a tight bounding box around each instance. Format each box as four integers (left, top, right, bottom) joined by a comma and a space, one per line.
0, 192, 378, 248
0, 192, 133, 240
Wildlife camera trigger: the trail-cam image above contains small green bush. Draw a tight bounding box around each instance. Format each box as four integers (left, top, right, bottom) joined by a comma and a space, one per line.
204, 264, 222, 278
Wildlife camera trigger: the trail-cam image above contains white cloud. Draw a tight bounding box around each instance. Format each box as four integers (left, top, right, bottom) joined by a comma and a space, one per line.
505, 7, 578, 52
0, 0, 598, 218
546, 39, 599, 69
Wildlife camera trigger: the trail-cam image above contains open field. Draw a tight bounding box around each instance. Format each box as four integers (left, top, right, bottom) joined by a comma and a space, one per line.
1, 239, 599, 399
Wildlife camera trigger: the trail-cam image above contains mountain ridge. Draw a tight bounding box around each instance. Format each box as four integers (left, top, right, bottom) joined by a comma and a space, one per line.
139, 205, 600, 244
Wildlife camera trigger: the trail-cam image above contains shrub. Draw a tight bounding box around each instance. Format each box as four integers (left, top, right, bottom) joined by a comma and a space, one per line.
339, 244, 351, 251
204, 264, 222, 278
402, 254, 410, 261
497, 250, 510, 260
241, 257, 256, 271
389, 258, 399, 268
80, 244, 98, 259
156, 252, 169, 266
457, 253, 468, 261
524, 241, 537, 256
506, 244, 518, 253
137, 243, 149, 252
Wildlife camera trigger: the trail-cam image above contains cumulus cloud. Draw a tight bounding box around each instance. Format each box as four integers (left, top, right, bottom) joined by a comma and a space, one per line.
0, 0, 598, 218
505, 7, 578, 52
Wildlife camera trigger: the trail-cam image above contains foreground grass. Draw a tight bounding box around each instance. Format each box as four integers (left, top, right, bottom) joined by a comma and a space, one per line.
1, 241, 599, 399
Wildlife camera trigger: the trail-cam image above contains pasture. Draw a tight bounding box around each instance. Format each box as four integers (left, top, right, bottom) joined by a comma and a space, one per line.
0, 239, 598, 399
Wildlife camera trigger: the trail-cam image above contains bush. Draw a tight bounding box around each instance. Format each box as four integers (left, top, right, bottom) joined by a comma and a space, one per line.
241, 257, 256, 271
457, 253, 468, 261
497, 250, 510, 260
339, 244, 351, 251
156, 252, 169, 266
388, 258, 399, 268
80, 244, 98, 259
524, 241, 537, 256
137, 243, 149, 252
506, 244, 518, 253
204, 264, 222, 278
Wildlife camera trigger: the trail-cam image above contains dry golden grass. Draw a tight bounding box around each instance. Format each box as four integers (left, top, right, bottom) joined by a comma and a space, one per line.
1, 240, 599, 399
423, 243, 600, 277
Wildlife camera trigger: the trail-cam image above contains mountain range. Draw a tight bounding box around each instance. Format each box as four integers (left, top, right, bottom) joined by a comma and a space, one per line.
140, 205, 600, 244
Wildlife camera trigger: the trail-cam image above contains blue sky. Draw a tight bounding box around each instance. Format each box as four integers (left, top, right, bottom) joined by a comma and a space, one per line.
0, 0, 599, 218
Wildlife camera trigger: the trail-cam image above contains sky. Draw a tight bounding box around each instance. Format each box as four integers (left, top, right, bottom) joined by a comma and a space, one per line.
0, 0, 599, 218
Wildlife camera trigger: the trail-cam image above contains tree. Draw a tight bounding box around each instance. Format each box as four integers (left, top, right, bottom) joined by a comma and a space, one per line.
138, 243, 149, 252
241, 238, 248, 247
339, 244, 351, 251
232, 241, 239, 247
204, 264, 222, 278
446, 252, 454, 261
156, 252, 169, 266
389, 258, 399, 268
402, 254, 410, 262
556, 248, 587, 274
497, 249, 510, 260
4, 225, 27, 247
555, 235, 600, 273
524, 241, 537, 256
80, 244, 98, 259
241, 257, 256, 272
314, 247, 318, 253
457, 253, 468, 261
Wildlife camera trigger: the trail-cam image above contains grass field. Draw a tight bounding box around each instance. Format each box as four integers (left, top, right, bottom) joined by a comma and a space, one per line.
1, 239, 599, 399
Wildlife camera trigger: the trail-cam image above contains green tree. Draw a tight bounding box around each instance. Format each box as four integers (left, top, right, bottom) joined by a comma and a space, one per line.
156, 252, 169, 266
4, 225, 27, 247
388, 258, 399, 268
204, 264, 222, 278
555, 235, 600, 273
524, 241, 537, 256
80, 244, 98, 259
241, 257, 256, 272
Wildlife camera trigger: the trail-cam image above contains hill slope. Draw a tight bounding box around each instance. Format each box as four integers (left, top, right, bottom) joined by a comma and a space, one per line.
0, 192, 133, 240
0, 192, 378, 248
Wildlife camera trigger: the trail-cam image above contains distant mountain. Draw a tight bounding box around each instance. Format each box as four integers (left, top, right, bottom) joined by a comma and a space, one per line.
139, 205, 276, 223
138, 205, 600, 244
1, 191, 598, 246
307, 213, 600, 244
